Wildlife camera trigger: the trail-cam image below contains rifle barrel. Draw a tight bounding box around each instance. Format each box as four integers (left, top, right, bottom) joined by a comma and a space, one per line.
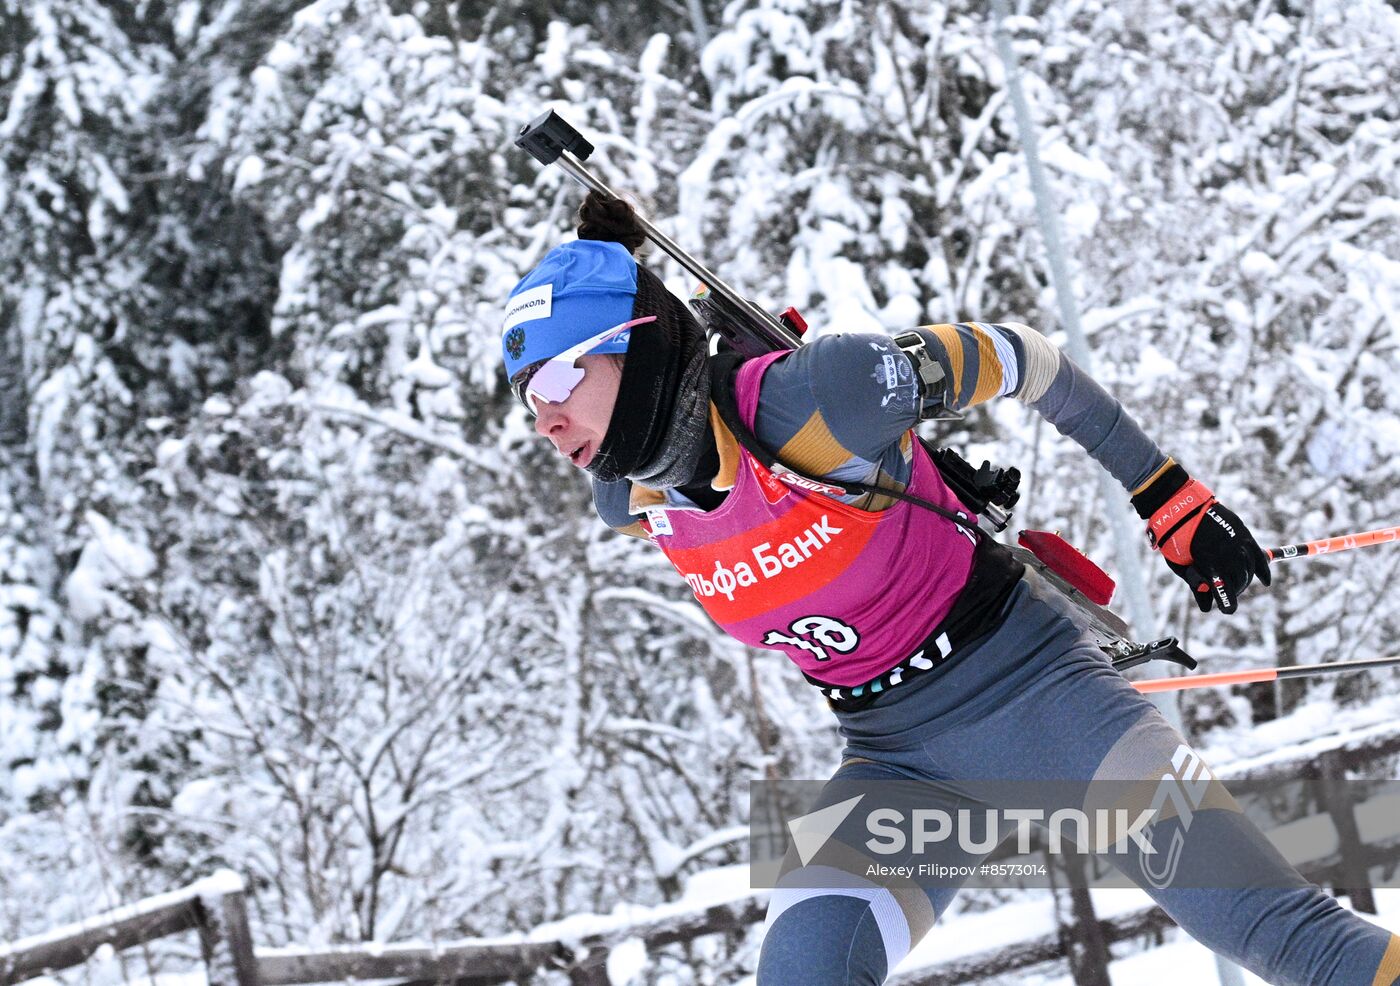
553, 152, 803, 351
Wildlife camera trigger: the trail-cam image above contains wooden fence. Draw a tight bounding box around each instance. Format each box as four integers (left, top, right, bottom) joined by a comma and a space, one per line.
4, 721, 1400, 986
0, 871, 258, 986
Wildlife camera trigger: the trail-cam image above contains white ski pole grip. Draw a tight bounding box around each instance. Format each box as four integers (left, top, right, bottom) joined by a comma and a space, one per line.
514, 110, 804, 354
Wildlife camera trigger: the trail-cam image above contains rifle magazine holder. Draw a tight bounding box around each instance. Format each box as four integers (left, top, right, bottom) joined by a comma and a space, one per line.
1017, 529, 1116, 607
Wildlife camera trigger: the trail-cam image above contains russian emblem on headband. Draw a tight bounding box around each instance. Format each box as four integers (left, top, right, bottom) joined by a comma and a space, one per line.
505, 326, 526, 361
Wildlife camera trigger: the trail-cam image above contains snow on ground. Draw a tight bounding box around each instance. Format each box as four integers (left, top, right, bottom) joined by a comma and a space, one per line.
893, 888, 1155, 974
254, 864, 766, 961
1023, 889, 1400, 985
1195, 688, 1400, 779
886, 888, 1400, 983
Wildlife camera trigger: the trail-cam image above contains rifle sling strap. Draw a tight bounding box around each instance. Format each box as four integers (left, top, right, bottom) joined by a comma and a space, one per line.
707, 352, 981, 535
705, 350, 1026, 709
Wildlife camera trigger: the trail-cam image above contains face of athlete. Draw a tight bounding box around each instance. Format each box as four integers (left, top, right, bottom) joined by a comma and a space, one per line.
532, 353, 623, 469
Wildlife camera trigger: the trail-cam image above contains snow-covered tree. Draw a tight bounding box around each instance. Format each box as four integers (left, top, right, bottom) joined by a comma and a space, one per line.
1, 0, 1397, 981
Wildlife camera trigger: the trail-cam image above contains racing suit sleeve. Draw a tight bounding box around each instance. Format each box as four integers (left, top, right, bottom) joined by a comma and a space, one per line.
908, 322, 1171, 495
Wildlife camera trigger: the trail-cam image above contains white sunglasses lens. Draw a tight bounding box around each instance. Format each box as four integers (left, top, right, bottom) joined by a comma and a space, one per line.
520, 315, 649, 414
525, 361, 585, 412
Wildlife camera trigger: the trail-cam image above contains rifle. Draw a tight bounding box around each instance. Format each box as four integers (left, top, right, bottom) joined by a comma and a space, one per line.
516, 112, 1023, 525
514, 109, 1196, 678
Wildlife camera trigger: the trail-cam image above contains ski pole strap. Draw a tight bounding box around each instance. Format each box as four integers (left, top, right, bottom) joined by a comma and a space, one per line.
1148, 495, 1215, 552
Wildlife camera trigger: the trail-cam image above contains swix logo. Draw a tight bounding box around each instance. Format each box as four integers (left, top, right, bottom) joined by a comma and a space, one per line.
1139, 744, 1212, 889
772, 467, 848, 499
752, 457, 849, 503
677, 515, 845, 602
763, 615, 860, 662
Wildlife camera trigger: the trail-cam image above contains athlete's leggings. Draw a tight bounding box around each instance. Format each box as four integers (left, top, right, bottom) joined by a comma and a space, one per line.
757, 570, 1400, 986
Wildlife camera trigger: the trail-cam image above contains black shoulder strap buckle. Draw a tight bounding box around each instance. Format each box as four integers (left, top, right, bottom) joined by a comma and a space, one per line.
893, 330, 962, 421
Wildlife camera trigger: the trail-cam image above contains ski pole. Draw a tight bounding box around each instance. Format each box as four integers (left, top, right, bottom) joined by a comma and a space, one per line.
1267, 525, 1399, 561
1131, 655, 1400, 694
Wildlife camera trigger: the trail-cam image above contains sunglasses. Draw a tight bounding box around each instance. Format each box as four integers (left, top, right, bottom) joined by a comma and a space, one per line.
513, 315, 656, 415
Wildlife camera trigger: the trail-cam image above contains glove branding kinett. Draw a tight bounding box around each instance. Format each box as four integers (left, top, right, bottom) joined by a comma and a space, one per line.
1132, 463, 1271, 616
1208, 512, 1236, 538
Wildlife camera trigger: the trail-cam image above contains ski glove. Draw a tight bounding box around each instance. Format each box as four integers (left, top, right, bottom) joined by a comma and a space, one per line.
1131, 462, 1272, 615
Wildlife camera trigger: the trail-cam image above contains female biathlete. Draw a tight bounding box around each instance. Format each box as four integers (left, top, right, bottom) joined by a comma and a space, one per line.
501, 193, 1400, 986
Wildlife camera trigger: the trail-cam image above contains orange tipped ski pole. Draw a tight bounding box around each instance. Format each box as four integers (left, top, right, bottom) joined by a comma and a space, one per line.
1267, 525, 1399, 561
1133, 655, 1400, 694
1123, 525, 1398, 693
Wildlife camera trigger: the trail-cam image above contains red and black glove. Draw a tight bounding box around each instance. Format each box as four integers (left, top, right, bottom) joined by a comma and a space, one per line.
1131, 462, 1272, 615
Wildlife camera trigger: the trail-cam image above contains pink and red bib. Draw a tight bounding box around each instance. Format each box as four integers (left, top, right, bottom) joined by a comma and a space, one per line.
641, 351, 978, 687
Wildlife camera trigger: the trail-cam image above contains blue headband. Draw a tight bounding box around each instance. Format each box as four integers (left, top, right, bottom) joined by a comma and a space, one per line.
501, 240, 638, 379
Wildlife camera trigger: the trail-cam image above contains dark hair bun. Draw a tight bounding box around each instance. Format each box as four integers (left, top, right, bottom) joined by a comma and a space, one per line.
576, 191, 648, 255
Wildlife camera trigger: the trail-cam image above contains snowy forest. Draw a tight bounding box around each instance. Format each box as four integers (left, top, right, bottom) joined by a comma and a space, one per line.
2, 0, 1399, 982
